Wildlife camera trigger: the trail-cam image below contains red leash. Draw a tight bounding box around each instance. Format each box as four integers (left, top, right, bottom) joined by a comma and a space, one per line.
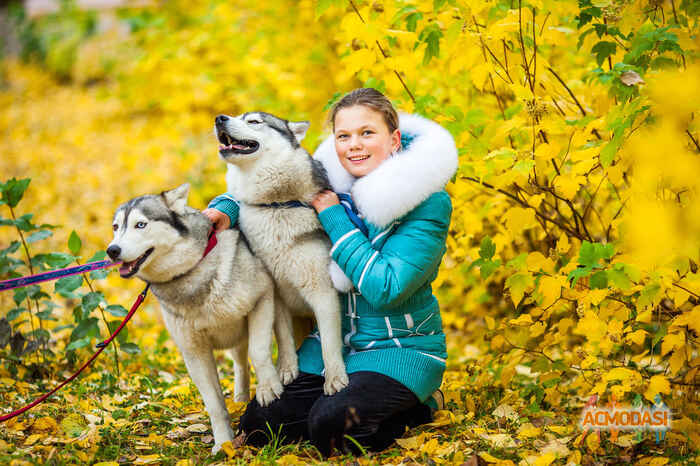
0, 230, 218, 423
0, 284, 149, 423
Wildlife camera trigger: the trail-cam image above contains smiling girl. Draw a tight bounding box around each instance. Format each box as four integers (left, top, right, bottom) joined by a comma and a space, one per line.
226, 88, 458, 456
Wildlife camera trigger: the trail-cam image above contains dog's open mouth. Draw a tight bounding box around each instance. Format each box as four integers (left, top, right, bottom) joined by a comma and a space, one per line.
119, 248, 154, 278
217, 131, 259, 155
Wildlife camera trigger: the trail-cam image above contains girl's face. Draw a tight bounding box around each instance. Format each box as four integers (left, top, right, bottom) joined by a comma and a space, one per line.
333, 105, 400, 178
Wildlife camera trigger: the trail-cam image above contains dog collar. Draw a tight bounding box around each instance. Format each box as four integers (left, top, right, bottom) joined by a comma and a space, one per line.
202, 229, 218, 258
253, 201, 311, 209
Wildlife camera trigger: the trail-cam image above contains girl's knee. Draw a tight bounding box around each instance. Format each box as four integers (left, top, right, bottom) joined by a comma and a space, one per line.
238, 400, 271, 447
308, 398, 366, 456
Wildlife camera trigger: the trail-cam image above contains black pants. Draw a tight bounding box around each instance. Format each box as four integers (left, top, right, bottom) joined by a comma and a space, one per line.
238, 371, 432, 456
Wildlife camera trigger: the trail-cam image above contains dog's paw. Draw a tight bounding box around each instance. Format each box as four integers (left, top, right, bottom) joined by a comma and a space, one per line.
233, 391, 250, 403
255, 378, 284, 407
278, 361, 299, 385
323, 369, 349, 395
212, 442, 224, 455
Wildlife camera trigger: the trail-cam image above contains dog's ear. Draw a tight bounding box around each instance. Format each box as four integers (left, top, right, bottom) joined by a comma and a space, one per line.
161, 183, 190, 214
288, 121, 310, 144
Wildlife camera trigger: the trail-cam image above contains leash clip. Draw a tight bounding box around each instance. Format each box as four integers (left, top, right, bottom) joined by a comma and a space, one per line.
95, 341, 108, 349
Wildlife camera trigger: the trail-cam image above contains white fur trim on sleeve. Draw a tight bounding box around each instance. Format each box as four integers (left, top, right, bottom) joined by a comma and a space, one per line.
329, 260, 354, 292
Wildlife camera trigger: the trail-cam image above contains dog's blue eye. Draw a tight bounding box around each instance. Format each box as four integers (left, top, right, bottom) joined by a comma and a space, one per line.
135, 222, 147, 229
248, 120, 262, 125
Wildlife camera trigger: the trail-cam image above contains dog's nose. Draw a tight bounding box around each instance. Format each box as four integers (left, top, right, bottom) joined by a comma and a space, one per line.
215, 115, 229, 125
106, 245, 121, 261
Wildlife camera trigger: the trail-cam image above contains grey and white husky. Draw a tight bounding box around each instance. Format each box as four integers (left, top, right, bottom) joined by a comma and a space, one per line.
106, 183, 284, 453
214, 111, 349, 395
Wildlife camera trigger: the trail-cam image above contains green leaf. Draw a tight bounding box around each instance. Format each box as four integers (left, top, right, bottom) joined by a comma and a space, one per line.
1, 178, 31, 208
608, 268, 632, 290
105, 304, 128, 317
578, 241, 597, 267
55, 275, 83, 298
314, 0, 338, 19
479, 236, 496, 260
434, 0, 447, 11
87, 250, 107, 262
71, 317, 99, 340
0, 318, 11, 348
107, 320, 128, 344
68, 230, 82, 255
120, 342, 140, 354
66, 337, 90, 351
6, 307, 26, 322
35, 252, 75, 268
419, 24, 443, 65
26, 230, 53, 244
36, 310, 57, 321
14, 214, 37, 232
81, 292, 104, 313
589, 270, 608, 289
480, 259, 501, 279
591, 41, 617, 66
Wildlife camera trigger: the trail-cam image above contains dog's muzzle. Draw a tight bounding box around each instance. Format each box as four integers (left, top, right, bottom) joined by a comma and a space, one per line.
215, 119, 260, 155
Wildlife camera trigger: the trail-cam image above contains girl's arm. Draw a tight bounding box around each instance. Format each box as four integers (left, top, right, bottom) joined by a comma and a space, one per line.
206, 193, 240, 229
318, 191, 451, 309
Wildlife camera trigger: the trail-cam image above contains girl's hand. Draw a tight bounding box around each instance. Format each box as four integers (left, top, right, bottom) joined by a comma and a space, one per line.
202, 208, 230, 232
311, 190, 340, 214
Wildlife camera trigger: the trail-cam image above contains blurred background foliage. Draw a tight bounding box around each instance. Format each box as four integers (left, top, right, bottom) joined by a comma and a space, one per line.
1, 0, 700, 463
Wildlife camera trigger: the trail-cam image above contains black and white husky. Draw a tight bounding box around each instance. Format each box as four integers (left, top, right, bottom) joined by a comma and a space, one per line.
214, 111, 349, 395
107, 184, 285, 453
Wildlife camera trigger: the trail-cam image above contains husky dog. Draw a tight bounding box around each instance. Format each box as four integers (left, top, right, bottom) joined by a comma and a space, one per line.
106, 184, 284, 453
214, 112, 349, 395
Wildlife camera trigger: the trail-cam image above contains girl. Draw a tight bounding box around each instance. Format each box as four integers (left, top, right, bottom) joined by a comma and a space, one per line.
205, 88, 458, 456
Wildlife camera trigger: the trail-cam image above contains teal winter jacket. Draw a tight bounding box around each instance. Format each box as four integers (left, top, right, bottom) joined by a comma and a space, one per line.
209, 113, 458, 404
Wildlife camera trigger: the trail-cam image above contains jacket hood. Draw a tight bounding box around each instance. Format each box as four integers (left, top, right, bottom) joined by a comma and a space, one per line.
313, 112, 458, 228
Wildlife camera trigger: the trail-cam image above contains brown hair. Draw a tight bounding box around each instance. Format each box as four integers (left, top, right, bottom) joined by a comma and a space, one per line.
328, 88, 399, 134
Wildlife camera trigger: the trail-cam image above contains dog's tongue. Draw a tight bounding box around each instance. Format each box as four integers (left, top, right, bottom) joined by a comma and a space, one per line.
119, 262, 132, 275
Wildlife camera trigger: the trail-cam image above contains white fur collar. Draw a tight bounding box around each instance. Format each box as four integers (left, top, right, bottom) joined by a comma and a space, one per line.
313, 113, 458, 228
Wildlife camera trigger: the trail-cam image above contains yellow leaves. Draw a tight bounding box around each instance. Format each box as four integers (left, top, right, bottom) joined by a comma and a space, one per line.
574, 310, 607, 344
342, 48, 378, 75
505, 272, 535, 307
661, 331, 684, 356
503, 207, 538, 234
626, 329, 647, 346
396, 432, 430, 450
509, 313, 533, 326
537, 275, 565, 308
480, 433, 517, 448
31, 417, 59, 435
670, 305, 700, 334
644, 375, 671, 402
133, 454, 162, 464
553, 174, 586, 198
517, 424, 542, 439
492, 403, 519, 421
60, 413, 88, 438
635, 458, 670, 466
23, 434, 42, 446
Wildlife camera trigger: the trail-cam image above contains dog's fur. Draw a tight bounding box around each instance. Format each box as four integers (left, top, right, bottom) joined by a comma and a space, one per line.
107, 184, 284, 453
214, 111, 349, 395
